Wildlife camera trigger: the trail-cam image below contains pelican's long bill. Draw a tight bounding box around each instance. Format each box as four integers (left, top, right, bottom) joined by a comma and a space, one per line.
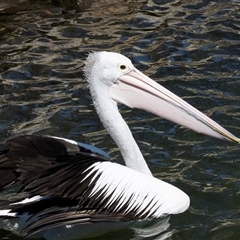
109, 67, 240, 143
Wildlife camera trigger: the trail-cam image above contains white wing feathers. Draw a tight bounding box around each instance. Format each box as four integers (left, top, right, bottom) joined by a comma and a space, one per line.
83, 161, 190, 218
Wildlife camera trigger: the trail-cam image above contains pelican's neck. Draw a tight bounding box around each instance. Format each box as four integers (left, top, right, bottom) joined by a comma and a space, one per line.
90, 84, 152, 176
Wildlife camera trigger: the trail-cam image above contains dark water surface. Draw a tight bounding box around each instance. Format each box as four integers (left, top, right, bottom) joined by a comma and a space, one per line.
1, 0, 240, 239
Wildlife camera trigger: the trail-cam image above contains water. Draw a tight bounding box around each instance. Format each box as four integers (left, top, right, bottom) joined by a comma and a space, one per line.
0, 0, 240, 239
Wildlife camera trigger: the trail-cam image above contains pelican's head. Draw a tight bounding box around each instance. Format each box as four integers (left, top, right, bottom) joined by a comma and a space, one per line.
84, 51, 240, 143
84, 51, 134, 87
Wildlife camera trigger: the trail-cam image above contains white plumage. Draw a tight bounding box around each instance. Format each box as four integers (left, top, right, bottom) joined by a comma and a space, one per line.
83, 161, 189, 217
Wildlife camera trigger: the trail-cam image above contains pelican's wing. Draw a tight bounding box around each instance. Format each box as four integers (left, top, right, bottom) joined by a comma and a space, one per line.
7, 161, 189, 237
0, 135, 189, 236
0, 135, 109, 191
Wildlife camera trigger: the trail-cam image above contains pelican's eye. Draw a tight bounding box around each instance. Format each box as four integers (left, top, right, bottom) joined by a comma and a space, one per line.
118, 64, 129, 73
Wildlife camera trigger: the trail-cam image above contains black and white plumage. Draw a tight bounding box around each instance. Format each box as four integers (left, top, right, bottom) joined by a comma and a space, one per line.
0, 135, 187, 237
0, 51, 239, 238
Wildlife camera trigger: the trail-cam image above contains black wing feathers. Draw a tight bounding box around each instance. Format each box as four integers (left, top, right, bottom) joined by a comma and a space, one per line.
0, 135, 107, 191
0, 135, 139, 236
0, 149, 17, 189
22, 154, 101, 200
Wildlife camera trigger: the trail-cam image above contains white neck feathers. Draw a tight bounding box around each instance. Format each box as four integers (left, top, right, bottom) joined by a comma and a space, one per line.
91, 83, 151, 176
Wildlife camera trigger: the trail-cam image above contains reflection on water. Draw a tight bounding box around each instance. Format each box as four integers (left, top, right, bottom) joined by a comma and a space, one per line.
0, 0, 240, 239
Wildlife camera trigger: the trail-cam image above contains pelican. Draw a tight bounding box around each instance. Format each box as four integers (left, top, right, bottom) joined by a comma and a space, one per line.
0, 51, 239, 238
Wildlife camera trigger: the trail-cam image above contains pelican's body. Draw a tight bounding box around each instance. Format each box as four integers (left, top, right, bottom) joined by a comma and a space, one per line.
0, 52, 239, 238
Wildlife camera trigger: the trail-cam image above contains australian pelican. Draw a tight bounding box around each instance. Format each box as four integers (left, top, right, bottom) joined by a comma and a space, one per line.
0, 52, 239, 238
